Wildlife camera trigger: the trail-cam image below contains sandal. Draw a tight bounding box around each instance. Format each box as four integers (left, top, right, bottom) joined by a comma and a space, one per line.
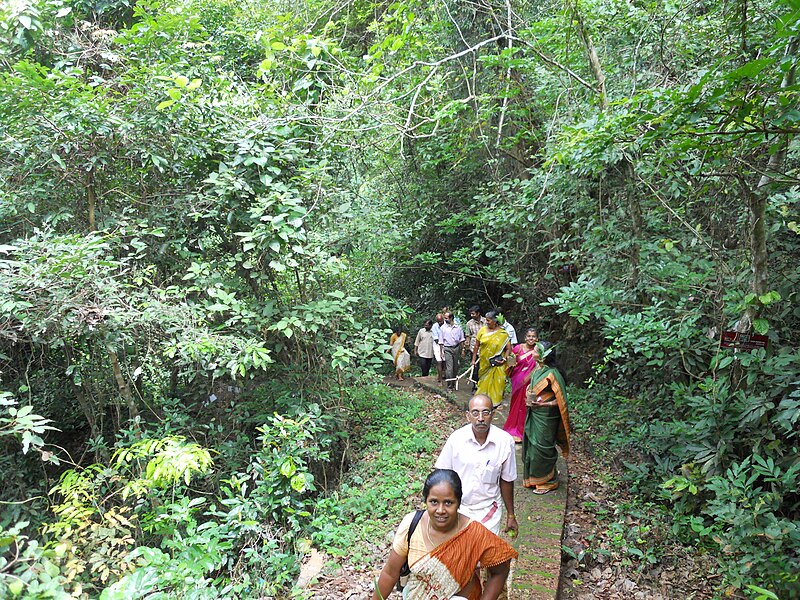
532, 488, 552, 495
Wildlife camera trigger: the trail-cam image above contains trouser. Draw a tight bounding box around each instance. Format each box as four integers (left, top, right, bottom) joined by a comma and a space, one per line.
418, 356, 432, 376
444, 345, 459, 387
470, 351, 480, 385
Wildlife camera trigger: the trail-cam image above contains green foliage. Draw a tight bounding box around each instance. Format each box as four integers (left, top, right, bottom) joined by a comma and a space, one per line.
34, 409, 328, 597
0, 519, 76, 599
0, 392, 58, 458
58, 386, 425, 597
0, 393, 72, 598
699, 456, 800, 595
2, 0, 800, 596
113, 436, 214, 496
585, 501, 667, 569
571, 332, 800, 597
572, 346, 800, 597
1, 382, 429, 598
308, 386, 437, 562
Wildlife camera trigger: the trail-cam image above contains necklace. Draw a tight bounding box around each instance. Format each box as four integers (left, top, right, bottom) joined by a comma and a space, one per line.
425, 514, 458, 547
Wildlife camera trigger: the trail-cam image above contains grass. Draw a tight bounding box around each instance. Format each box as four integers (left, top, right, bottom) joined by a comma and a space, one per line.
307, 384, 440, 568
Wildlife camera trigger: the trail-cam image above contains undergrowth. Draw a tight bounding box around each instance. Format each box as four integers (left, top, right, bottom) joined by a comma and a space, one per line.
309, 385, 438, 566
569, 384, 800, 599
0, 383, 438, 599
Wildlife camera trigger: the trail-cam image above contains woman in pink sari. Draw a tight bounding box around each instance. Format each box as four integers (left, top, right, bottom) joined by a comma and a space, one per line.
502, 328, 539, 442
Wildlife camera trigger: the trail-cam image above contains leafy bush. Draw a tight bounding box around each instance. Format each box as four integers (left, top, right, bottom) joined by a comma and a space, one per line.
569, 340, 800, 597
1, 383, 430, 598
309, 385, 438, 563
0, 394, 74, 599
0, 519, 76, 600
701, 456, 800, 596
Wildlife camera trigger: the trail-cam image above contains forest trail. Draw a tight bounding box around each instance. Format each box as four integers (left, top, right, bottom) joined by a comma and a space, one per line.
389, 374, 568, 599
378, 377, 718, 600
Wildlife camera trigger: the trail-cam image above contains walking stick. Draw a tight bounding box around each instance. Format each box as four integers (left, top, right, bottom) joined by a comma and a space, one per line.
445, 364, 477, 391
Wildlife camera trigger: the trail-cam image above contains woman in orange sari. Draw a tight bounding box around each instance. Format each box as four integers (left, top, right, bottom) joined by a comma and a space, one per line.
372, 469, 517, 600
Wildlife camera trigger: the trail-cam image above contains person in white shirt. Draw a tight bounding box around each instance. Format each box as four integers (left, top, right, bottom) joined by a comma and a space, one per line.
438, 312, 465, 391
497, 311, 518, 345
414, 320, 435, 376
435, 394, 519, 536
431, 313, 445, 384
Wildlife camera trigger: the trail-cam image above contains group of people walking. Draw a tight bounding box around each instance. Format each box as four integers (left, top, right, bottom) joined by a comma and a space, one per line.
377, 305, 571, 598
397, 306, 517, 396
399, 309, 475, 387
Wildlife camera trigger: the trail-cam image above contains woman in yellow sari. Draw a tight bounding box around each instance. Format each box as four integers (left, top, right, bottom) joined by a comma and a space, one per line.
389, 325, 412, 381
470, 310, 511, 407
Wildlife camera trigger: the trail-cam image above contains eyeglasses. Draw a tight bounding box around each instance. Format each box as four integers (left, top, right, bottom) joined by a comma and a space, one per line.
469, 409, 494, 418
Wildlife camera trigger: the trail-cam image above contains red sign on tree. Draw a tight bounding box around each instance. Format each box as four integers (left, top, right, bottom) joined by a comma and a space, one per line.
720, 331, 769, 351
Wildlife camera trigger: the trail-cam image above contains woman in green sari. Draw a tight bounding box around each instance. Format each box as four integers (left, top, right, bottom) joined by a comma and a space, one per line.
470, 310, 511, 407
523, 342, 570, 494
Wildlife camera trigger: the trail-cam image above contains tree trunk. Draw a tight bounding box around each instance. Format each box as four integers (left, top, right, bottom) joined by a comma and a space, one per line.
733, 36, 799, 332
622, 159, 642, 289
73, 380, 99, 441
87, 171, 97, 232
108, 348, 139, 420
495, 0, 515, 147
570, 0, 608, 111
64, 345, 104, 458
569, 0, 640, 287
740, 0, 748, 56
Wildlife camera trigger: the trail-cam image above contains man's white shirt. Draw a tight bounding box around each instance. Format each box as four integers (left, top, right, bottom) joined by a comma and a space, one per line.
435, 423, 517, 507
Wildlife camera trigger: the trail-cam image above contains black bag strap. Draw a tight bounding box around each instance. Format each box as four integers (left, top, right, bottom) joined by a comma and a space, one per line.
407, 509, 424, 547
398, 510, 424, 579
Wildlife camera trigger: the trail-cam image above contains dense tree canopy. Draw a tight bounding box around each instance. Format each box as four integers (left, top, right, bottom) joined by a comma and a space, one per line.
1, 0, 798, 597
